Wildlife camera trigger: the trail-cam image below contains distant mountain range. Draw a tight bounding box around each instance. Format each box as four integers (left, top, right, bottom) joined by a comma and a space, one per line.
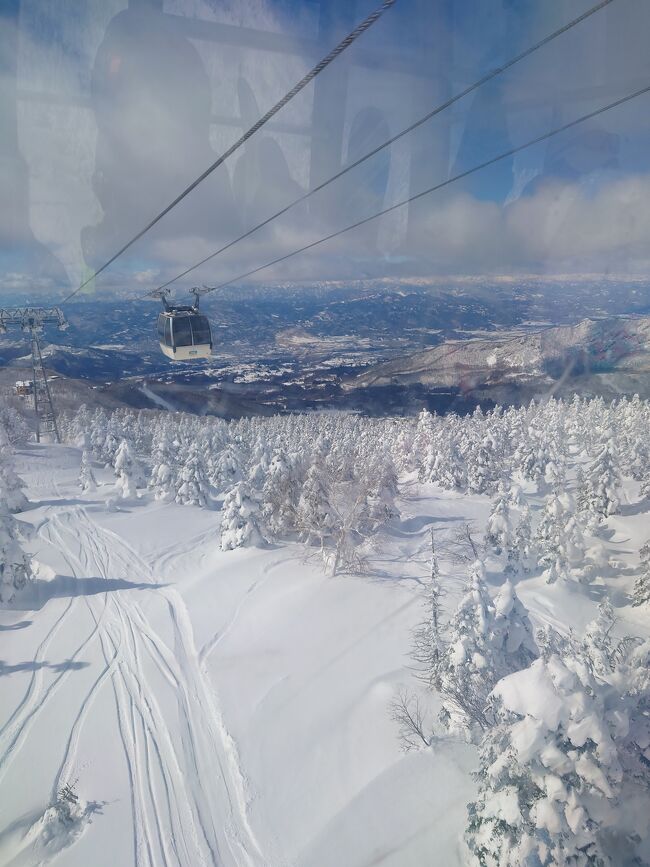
2, 282, 650, 417
345, 316, 650, 405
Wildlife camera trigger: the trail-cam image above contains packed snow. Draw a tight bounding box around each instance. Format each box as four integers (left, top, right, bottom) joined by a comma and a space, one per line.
0, 396, 649, 866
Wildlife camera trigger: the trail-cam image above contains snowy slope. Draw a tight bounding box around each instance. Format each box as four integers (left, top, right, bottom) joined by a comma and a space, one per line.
0, 443, 648, 866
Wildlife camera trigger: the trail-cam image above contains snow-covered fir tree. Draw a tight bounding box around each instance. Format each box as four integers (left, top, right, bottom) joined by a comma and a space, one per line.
113, 439, 140, 499
580, 440, 622, 525
534, 493, 570, 584
412, 531, 444, 689
220, 480, 265, 550
175, 442, 210, 508
434, 562, 537, 741
0, 425, 28, 513
632, 541, 650, 606
0, 499, 32, 603
466, 434, 502, 496
78, 450, 97, 492
485, 491, 513, 556
464, 612, 650, 867
209, 441, 244, 495
505, 501, 533, 575
296, 463, 335, 547
262, 450, 300, 539
148, 428, 177, 502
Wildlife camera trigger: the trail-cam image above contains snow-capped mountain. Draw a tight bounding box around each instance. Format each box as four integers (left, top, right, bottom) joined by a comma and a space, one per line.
346, 315, 650, 402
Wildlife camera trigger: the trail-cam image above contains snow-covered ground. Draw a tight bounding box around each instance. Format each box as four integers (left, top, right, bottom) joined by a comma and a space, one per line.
0, 439, 648, 866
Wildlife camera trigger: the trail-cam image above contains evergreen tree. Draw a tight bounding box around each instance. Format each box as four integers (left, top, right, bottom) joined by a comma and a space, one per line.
505, 502, 533, 574
582, 441, 622, 524
78, 450, 97, 493
0, 500, 32, 603
535, 494, 569, 583
632, 541, 650, 607
412, 530, 444, 689
465, 617, 650, 867
466, 435, 502, 496
209, 442, 244, 494
491, 580, 538, 676
262, 450, 300, 539
296, 463, 335, 546
113, 439, 140, 499
485, 493, 512, 556
149, 429, 177, 502
0, 425, 28, 513
175, 443, 210, 508
220, 481, 265, 550
435, 562, 537, 741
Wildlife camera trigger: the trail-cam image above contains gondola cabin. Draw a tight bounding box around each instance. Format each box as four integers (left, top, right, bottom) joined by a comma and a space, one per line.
157, 306, 212, 361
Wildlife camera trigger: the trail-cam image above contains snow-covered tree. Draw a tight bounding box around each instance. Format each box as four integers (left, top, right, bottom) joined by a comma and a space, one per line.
465, 614, 650, 867
412, 530, 444, 689
435, 563, 537, 740
485, 492, 513, 556
0, 425, 28, 513
632, 541, 650, 606
296, 463, 335, 546
148, 429, 177, 502
209, 442, 244, 495
78, 450, 97, 493
175, 443, 210, 508
579, 441, 622, 525
220, 481, 265, 550
534, 494, 569, 583
466, 435, 502, 496
113, 439, 140, 499
491, 580, 538, 676
359, 450, 400, 532
262, 450, 300, 539
0, 502, 32, 603
505, 502, 533, 575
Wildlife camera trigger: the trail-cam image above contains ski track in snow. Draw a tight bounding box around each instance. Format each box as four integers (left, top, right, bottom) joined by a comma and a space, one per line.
1, 505, 266, 867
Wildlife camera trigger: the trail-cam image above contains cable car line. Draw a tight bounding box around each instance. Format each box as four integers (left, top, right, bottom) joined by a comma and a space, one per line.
148, 0, 616, 297
59, 0, 397, 306
191, 82, 650, 297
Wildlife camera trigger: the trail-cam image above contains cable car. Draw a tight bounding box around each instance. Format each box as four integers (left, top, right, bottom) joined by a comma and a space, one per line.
157, 291, 212, 361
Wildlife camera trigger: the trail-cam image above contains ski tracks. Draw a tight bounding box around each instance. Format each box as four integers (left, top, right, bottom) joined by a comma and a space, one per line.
2, 506, 267, 867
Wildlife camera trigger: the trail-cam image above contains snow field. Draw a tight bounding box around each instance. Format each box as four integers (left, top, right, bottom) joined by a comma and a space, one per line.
0, 395, 649, 865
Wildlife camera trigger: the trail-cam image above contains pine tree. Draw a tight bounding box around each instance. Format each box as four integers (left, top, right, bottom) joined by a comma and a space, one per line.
491, 579, 538, 676
505, 502, 533, 574
296, 463, 335, 546
485, 493, 512, 556
632, 542, 650, 606
149, 429, 177, 502
220, 481, 265, 550
582, 441, 622, 524
0, 500, 32, 603
0, 425, 28, 513
262, 450, 299, 539
175, 443, 210, 508
534, 494, 569, 583
412, 530, 444, 689
113, 439, 140, 500
78, 450, 97, 492
465, 616, 650, 867
435, 562, 537, 741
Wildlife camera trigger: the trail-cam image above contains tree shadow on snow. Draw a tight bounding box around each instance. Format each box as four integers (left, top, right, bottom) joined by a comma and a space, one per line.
32, 497, 102, 509
13, 575, 165, 611
386, 514, 466, 539
0, 620, 32, 631
618, 500, 649, 518
0, 658, 90, 677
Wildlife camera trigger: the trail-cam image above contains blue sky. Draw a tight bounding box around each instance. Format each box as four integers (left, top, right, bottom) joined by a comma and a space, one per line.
2, 0, 650, 301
